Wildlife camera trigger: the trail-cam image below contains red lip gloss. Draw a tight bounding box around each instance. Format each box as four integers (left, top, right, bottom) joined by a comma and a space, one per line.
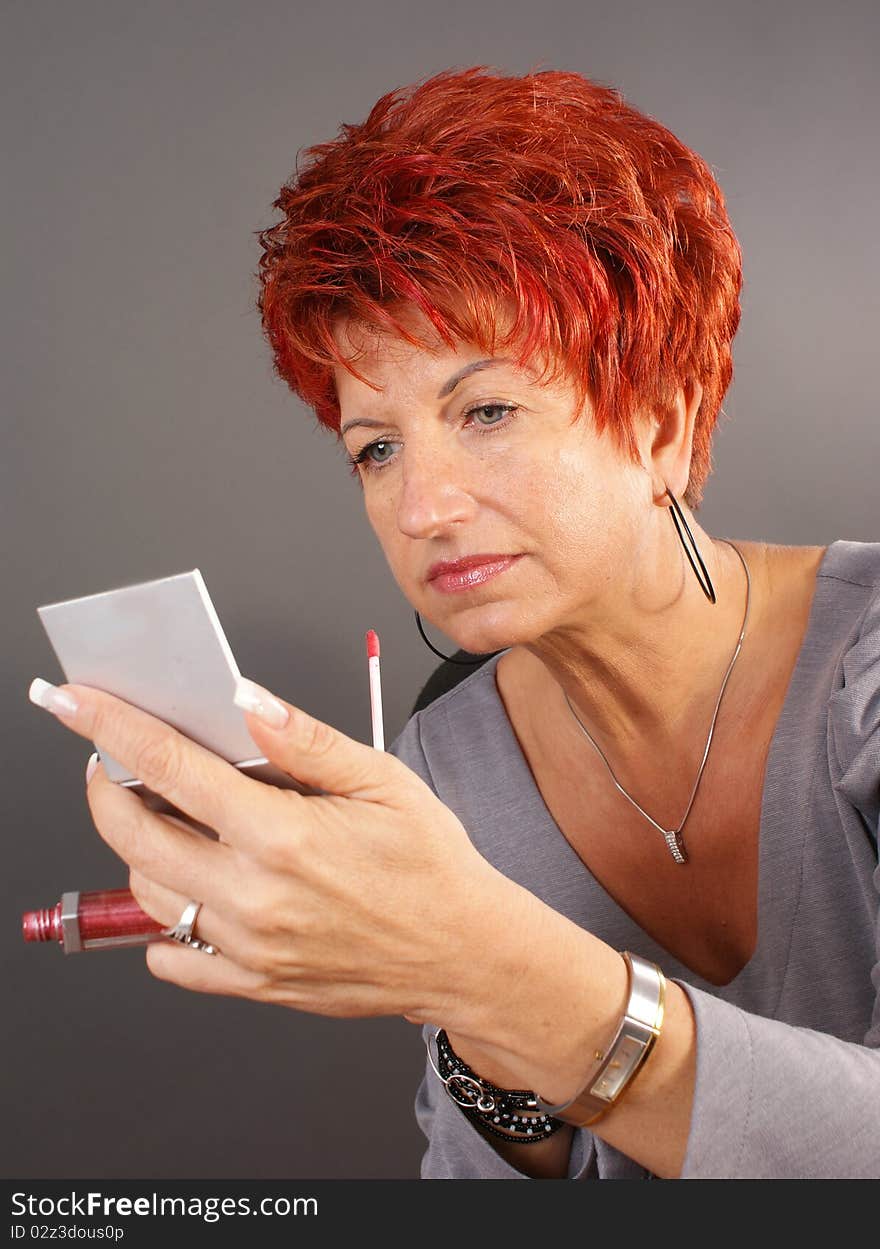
428, 555, 521, 594
22, 888, 165, 953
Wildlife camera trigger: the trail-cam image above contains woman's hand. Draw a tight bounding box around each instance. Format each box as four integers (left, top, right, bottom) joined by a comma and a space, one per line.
29, 677, 700, 1176
28, 676, 508, 1025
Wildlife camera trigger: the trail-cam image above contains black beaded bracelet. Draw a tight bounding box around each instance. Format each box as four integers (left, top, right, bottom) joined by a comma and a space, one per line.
427, 1029, 566, 1144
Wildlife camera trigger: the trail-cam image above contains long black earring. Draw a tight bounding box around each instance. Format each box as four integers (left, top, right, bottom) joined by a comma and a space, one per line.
666, 487, 716, 603
414, 612, 502, 665
415, 490, 715, 662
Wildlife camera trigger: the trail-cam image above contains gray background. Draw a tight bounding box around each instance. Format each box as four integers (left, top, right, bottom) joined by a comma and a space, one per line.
2, 0, 877, 1178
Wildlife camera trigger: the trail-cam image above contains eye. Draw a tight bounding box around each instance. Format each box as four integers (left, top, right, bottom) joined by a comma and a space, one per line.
346, 438, 400, 473
345, 403, 519, 478
466, 403, 519, 428
364, 440, 395, 463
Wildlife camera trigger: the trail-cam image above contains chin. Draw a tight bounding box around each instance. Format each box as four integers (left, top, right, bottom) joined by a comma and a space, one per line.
427, 601, 540, 656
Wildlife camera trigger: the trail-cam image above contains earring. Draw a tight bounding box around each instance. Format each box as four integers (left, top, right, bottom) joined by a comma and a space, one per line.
666, 487, 716, 603
414, 612, 502, 665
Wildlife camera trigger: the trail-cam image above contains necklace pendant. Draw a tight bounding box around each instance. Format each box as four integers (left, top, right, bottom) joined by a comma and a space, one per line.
663, 830, 688, 865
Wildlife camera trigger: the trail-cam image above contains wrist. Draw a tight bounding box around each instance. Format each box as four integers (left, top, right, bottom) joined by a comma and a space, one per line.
435, 872, 629, 1106
403, 854, 516, 1029
536, 951, 666, 1124
427, 1028, 568, 1144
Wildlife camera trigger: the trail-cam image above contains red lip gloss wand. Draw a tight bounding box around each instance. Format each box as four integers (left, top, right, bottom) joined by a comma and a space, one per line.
22, 888, 165, 953
366, 629, 384, 751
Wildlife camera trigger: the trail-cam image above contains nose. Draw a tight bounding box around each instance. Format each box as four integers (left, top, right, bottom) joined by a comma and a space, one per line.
395, 442, 478, 540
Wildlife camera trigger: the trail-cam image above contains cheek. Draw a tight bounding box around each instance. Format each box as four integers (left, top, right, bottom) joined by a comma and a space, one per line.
523, 448, 601, 537
522, 447, 634, 579
363, 487, 410, 570
362, 478, 395, 532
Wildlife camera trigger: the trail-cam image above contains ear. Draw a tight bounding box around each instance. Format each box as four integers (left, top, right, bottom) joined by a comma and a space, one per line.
642, 379, 703, 503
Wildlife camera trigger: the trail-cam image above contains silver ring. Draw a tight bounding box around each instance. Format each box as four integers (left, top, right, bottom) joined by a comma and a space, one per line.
163, 899, 218, 956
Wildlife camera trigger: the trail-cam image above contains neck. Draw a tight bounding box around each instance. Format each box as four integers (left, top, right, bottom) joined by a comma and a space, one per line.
522, 522, 761, 758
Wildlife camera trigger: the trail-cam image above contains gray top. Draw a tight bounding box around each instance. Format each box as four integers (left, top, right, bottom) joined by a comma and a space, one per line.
389, 539, 880, 1179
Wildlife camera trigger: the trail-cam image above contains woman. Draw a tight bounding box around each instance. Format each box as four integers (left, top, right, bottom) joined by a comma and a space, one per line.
28, 67, 879, 1179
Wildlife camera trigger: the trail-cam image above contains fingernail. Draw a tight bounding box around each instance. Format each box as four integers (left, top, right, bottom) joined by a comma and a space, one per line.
232, 677, 290, 729
86, 752, 99, 783
29, 677, 79, 718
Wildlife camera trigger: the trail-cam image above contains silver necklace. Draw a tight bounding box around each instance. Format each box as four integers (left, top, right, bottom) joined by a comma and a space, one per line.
563, 540, 751, 865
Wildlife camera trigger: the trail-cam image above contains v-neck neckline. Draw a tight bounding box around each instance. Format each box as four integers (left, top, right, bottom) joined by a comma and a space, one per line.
481, 540, 839, 992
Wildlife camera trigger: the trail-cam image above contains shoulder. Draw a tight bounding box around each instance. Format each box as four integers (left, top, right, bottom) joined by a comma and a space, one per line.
389, 652, 507, 786
815, 539, 880, 590
760, 539, 880, 647
813, 540, 880, 654
759, 539, 880, 605
819, 541, 880, 836
407, 650, 506, 733
410, 650, 501, 715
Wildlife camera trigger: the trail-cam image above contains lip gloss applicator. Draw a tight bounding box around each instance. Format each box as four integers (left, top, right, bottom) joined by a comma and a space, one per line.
366, 629, 384, 751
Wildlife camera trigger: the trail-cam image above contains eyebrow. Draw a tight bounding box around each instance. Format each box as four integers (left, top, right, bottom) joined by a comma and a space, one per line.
339, 358, 513, 437
437, 357, 513, 398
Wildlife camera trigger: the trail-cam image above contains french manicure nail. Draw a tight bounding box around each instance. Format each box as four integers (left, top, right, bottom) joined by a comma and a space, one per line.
86, 752, 99, 783
232, 677, 289, 729
29, 677, 78, 718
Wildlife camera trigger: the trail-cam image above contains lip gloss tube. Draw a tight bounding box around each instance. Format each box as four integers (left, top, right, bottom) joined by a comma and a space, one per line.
22, 888, 165, 953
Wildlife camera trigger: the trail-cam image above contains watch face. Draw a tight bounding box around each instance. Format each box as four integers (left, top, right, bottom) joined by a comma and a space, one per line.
591, 1035, 648, 1101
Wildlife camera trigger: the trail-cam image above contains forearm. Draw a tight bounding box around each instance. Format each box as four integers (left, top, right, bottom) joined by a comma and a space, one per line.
435, 874, 697, 1179
445, 990, 696, 1179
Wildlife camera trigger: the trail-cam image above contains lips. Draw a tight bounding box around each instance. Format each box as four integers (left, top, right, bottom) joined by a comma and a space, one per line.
427, 554, 517, 582
425, 554, 522, 594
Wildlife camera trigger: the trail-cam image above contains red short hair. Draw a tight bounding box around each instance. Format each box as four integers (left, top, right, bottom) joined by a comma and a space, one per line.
256, 66, 742, 508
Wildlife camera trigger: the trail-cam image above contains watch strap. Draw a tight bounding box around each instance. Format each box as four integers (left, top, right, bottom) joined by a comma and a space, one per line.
535, 951, 666, 1127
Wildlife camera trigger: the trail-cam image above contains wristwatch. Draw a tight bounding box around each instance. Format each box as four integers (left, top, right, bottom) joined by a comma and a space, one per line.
535, 951, 666, 1127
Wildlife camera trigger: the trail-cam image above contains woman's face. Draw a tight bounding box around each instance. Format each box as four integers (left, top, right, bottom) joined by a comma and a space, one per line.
333, 315, 655, 655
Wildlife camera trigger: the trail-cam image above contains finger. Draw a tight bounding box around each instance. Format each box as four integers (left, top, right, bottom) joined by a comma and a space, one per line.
30, 676, 270, 849
145, 939, 267, 998
232, 676, 416, 803
87, 759, 233, 905
129, 869, 228, 954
